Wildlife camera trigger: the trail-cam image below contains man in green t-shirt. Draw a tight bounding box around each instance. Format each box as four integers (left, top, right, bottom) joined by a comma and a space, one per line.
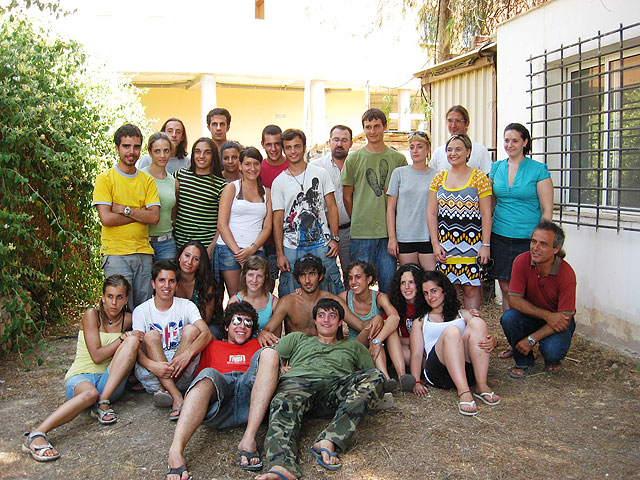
340, 108, 407, 294
253, 298, 385, 480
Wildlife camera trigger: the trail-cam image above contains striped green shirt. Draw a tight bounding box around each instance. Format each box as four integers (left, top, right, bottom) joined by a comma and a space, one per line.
174, 169, 226, 249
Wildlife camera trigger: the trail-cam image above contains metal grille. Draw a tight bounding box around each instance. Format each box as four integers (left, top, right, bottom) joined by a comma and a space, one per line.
526, 22, 640, 232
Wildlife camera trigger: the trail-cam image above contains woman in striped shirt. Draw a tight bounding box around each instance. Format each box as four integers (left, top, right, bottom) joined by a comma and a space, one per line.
173, 137, 226, 261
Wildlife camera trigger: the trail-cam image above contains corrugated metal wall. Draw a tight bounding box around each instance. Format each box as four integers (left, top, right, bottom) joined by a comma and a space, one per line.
428, 65, 495, 155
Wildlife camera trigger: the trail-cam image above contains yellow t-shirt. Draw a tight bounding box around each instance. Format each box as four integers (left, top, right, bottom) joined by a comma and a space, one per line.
64, 331, 121, 380
92, 166, 160, 255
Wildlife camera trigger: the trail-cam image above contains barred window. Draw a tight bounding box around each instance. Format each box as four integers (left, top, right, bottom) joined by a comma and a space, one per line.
527, 22, 640, 232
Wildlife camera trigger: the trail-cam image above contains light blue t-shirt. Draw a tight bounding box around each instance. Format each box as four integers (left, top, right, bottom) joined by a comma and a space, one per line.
489, 157, 550, 239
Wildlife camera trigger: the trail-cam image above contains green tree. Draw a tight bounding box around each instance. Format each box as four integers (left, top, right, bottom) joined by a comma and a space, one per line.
0, 14, 151, 358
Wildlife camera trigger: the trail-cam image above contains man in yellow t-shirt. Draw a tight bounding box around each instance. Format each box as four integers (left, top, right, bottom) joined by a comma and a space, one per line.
92, 124, 160, 309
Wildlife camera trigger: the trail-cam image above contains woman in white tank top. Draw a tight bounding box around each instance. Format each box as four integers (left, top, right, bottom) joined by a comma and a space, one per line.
216, 147, 273, 297
409, 270, 500, 416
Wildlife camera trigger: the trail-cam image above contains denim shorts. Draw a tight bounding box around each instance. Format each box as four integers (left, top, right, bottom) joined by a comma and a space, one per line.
186, 348, 276, 430
214, 243, 264, 272
64, 366, 127, 401
490, 233, 531, 281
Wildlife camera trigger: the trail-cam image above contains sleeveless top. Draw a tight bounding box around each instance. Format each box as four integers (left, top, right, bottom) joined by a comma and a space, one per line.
235, 292, 274, 332
347, 290, 382, 340
65, 311, 125, 380
216, 179, 267, 249
421, 311, 466, 359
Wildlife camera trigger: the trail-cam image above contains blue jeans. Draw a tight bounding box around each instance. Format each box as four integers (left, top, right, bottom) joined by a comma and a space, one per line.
500, 309, 575, 367
150, 236, 176, 261
278, 244, 344, 297
349, 238, 397, 294
263, 243, 280, 286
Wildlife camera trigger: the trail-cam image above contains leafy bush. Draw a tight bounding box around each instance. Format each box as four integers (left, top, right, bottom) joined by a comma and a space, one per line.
0, 14, 151, 358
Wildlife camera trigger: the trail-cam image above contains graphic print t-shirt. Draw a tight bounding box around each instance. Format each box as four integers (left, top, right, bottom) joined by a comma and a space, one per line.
132, 297, 201, 351
271, 164, 335, 249
196, 338, 260, 375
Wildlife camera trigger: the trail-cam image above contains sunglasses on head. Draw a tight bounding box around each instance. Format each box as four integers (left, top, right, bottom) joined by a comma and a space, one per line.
409, 131, 430, 142
231, 315, 254, 328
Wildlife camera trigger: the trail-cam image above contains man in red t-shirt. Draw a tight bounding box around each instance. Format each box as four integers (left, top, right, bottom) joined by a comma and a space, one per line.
166, 302, 280, 479
500, 221, 577, 378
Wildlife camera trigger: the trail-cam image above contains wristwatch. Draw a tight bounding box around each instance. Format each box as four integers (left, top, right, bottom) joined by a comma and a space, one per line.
527, 335, 537, 347
330, 235, 340, 242
371, 338, 384, 346
123, 206, 131, 217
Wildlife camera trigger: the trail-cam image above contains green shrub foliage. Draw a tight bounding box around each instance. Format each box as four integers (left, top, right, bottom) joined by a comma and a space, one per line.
0, 15, 151, 354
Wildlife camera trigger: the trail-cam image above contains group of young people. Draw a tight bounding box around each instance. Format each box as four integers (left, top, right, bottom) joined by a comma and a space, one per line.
23, 105, 577, 480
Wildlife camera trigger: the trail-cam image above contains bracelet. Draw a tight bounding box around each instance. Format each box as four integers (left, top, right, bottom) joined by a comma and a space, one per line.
416, 380, 424, 384
119, 334, 124, 343
482, 243, 491, 247
251, 242, 257, 249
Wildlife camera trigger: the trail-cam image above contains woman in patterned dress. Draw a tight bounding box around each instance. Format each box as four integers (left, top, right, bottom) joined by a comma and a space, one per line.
427, 134, 493, 310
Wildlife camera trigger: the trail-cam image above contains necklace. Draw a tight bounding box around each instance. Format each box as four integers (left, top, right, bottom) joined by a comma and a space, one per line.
287, 166, 306, 191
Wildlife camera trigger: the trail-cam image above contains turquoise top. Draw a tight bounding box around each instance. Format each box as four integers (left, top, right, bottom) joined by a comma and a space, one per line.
489, 157, 550, 239
347, 290, 382, 340
235, 292, 274, 332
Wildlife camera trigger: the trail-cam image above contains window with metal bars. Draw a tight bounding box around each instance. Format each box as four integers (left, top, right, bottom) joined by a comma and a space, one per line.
527, 22, 640, 232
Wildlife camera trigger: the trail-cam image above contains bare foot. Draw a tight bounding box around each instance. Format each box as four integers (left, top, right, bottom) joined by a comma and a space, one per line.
545, 364, 561, 373
255, 465, 297, 480
166, 448, 189, 480
237, 437, 261, 468
312, 439, 341, 467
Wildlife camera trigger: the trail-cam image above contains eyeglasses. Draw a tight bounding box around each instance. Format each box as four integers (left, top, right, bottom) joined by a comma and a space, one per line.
231, 315, 254, 328
409, 131, 430, 142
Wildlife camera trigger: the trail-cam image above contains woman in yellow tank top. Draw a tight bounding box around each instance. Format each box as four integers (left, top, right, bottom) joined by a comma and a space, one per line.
22, 275, 142, 462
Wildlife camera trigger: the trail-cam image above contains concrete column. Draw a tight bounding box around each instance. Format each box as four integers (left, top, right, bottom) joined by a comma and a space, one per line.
309, 80, 326, 149
201, 74, 217, 137
398, 88, 412, 132
302, 77, 311, 142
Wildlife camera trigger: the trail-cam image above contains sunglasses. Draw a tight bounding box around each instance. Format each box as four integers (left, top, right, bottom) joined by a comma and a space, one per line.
409, 131, 430, 142
476, 257, 495, 281
231, 315, 254, 328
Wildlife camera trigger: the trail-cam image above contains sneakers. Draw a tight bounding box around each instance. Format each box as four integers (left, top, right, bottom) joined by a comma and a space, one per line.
370, 392, 394, 412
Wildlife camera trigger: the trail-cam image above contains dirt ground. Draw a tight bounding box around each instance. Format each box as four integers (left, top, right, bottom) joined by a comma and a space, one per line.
1, 302, 639, 480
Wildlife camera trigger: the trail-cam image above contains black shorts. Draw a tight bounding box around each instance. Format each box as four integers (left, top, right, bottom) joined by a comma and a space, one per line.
398, 241, 434, 255
424, 347, 476, 390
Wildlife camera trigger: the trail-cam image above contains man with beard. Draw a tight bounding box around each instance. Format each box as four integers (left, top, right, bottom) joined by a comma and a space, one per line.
93, 123, 160, 309
311, 125, 353, 271
271, 129, 343, 296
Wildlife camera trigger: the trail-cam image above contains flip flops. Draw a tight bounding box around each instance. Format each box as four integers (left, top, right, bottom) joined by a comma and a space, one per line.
263, 471, 289, 480
166, 464, 192, 480
497, 348, 513, 359
154, 389, 173, 408
237, 449, 263, 471
473, 392, 501, 406
310, 446, 342, 471
509, 365, 535, 378
457, 390, 479, 416
22, 432, 60, 462
169, 404, 182, 421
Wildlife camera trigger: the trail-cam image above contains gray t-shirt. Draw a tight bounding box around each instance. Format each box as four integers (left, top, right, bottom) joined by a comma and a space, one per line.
137, 154, 191, 175
387, 165, 436, 243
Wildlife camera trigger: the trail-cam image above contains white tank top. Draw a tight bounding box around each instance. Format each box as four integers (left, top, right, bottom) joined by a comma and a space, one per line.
421, 311, 467, 357
217, 180, 267, 248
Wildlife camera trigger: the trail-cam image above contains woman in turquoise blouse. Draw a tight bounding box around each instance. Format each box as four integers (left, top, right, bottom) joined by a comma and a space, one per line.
489, 123, 553, 358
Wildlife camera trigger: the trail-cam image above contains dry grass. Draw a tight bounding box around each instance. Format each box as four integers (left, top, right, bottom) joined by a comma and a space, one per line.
1, 302, 638, 480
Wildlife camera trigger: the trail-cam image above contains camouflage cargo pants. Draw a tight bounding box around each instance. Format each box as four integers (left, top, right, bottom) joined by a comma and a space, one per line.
263, 368, 384, 477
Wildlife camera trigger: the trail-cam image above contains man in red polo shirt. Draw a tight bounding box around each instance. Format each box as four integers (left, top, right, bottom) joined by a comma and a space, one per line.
500, 221, 577, 378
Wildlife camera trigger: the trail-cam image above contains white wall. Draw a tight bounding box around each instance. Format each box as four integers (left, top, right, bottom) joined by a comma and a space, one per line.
496, 0, 640, 354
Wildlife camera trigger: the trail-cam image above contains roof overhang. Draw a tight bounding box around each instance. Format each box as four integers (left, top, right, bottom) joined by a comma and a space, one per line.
413, 42, 497, 85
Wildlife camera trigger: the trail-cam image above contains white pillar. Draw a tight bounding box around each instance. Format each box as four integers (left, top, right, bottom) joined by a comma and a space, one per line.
398, 88, 411, 132
302, 77, 311, 142
309, 80, 326, 149
201, 74, 217, 137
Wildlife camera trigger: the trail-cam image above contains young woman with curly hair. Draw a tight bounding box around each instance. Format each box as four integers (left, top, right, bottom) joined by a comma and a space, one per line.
410, 270, 500, 416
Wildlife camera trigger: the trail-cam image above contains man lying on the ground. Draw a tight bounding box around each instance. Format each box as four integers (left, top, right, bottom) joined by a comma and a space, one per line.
254, 298, 385, 480
257, 254, 382, 347
166, 301, 280, 480
133, 261, 211, 419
